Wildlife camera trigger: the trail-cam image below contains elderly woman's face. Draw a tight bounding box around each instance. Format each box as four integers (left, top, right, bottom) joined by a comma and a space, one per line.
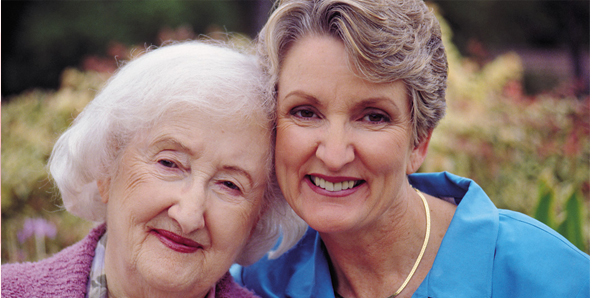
275, 35, 426, 234
98, 110, 269, 297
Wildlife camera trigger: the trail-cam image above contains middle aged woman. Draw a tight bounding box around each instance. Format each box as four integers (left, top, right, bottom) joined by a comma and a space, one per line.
232, 0, 590, 297
2, 41, 306, 298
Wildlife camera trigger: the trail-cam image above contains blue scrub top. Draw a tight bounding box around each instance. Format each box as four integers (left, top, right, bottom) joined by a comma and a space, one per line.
232, 172, 590, 298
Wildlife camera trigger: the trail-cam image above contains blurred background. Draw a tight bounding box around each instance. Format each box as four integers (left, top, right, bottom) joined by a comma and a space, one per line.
2, 0, 589, 263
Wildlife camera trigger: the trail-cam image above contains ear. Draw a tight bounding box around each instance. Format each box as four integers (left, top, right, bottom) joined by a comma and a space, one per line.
406, 129, 433, 174
97, 178, 111, 204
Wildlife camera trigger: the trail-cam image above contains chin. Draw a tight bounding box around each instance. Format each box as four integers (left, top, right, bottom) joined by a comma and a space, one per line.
304, 212, 359, 235
136, 254, 205, 292
144, 271, 209, 297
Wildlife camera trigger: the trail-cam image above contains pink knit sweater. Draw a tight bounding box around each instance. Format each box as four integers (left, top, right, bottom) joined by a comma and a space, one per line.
1, 224, 259, 298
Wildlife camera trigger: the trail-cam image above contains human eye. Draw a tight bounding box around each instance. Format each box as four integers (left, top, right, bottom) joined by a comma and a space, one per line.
361, 111, 391, 124
290, 106, 319, 119
155, 151, 188, 172
216, 179, 245, 199
158, 159, 179, 169
154, 155, 187, 180
222, 181, 241, 191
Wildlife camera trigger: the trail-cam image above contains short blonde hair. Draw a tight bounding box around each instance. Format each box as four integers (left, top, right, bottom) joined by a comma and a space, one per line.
258, 0, 447, 145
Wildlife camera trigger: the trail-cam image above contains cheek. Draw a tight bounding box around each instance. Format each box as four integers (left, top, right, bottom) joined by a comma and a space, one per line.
108, 162, 172, 226
275, 123, 315, 177
208, 201, 260, 251
355, 132, 411, 175
275, 125, 302, 203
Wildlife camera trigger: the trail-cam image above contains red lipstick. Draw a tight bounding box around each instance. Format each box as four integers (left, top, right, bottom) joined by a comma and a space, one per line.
151, 229, 201, 253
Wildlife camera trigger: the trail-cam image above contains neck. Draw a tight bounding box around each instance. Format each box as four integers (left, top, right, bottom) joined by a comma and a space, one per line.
320, 187, 430, 298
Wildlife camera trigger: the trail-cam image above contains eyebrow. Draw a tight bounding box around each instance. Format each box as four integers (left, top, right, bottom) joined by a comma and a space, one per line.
284, 90, 401, 112
222, 165, 254, 188
352, 97, 401, 110
282, 90, 321, 105
150, 136, 194, 156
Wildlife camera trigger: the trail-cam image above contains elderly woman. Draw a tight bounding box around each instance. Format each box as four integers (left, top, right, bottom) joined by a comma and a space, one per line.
232, 0, 590, 297
2, 41, 305, 298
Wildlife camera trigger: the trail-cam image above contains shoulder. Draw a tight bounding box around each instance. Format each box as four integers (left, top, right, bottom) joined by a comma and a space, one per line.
237, 227, 317, 284
1, 224, 105, 298
497, 210, 588, 257
491, 210, 590, 297
418, 173, 590, 298
235, 227, 334, 298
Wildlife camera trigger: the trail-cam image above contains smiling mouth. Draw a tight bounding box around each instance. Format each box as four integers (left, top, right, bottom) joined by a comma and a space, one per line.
151, 229, 202, 253
308, 175, 365, 191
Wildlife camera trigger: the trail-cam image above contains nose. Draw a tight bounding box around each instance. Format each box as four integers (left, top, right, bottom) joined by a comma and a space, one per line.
167, 184, 206, 234
315, 121, 355, 171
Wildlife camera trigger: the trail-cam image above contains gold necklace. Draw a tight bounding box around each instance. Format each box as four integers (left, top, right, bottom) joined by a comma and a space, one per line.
386, 189, 431, 297
334, 189, 431, 298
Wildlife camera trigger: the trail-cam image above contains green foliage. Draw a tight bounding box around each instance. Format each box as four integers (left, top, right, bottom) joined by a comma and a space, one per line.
534, 179, 556, 229
557, 190, 587, 252
534, 178, 587, 252
2, 69, 104, 263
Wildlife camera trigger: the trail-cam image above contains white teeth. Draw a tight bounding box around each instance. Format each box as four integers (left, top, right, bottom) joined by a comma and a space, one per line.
311, 176, 359, 192
334, 182, 342, 191
326, 182, 334, 191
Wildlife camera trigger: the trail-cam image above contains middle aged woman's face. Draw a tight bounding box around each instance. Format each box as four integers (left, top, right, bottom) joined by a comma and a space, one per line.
275, 35, 427, 235
98, 109, 270, 297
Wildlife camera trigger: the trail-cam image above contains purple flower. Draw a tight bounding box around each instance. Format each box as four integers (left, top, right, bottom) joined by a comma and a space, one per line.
17, 218, 57, 243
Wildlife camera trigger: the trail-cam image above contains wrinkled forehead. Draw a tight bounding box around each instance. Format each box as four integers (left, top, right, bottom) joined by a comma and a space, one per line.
124, 105, 273, 181
159, 104, 272, 152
